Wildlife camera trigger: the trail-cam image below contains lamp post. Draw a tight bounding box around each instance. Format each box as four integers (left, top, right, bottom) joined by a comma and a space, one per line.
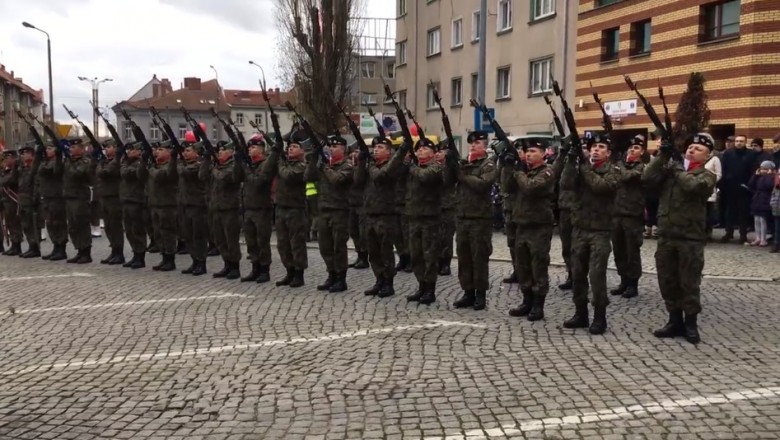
209, 64, 221, 141
248, 60, 269, 131
77, 76, 112, 136
22, 21, 54, 128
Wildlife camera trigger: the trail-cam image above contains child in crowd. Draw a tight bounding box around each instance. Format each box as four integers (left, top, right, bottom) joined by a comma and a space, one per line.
747, 161, 776, 247
771, 170, 780, 253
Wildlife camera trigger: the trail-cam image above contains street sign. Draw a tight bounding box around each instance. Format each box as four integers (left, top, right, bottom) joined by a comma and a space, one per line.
473, 107, 495, 133
604, 99, 637, 117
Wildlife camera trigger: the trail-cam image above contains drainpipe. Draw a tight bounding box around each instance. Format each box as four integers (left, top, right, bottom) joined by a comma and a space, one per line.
560, 0, 571, 140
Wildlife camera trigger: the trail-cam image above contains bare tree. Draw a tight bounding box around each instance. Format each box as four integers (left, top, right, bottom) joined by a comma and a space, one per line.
275, 0, 365, 134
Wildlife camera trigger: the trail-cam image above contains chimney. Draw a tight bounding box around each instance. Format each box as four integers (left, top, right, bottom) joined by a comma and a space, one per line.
183, 77, 201, 90
161, 78, 172, 94
152, 83, 161, 97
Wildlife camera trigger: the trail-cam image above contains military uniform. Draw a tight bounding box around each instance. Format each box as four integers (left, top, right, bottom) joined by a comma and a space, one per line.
305, 181, 319, 241
120, 143, 149, 269
240, 138, 278, 283
62, 139, 97, 263
551, 152, 577, 289
305, 137, 354, 292
499, 156, 518, 283
274, 135, 308, 288
17, 145, 41, 258
37, 146, 68, 260
0, 149, 23, 255
611, 153, 646, 298
178, 142, 209, 276
438, 175, 457, 275
643, 135, 717, 344
94, 140, 124, 264
348, 155, 369, 269
147, 141, 179, 271
393, 157, 411, 272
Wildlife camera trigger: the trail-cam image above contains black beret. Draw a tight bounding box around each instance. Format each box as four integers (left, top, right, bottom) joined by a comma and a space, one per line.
467, 131, 489, 143
155, 140, 173, 149
631, 135, 646, 148
522, 140, 547, 152
687, 133, 714, 150
414, 137, 436, 151
102, 138, 117, 148
371, 136, 392, 146
2, 149, 18, 156
125, 141, 144, 150
328, 136, 347, 146
66, 137, 83, 146
19, 144, 35, 153
591, 132, 612, 148
287, 129, 308, 145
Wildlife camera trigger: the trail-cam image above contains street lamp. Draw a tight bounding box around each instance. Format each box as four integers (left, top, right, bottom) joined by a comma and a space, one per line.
22, 21, 54, 128
248, 60, 269, 130
209, 64, 221, 141
78, 76, 112, 136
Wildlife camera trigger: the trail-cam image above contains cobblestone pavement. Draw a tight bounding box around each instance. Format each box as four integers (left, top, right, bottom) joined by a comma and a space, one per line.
1, 237, 779, 439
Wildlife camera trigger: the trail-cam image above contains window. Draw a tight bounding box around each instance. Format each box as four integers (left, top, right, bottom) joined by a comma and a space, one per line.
451, 77, 463, 106
497, 0, 512, 31
630, 19, 652, 55
452, 18, 463, 48
529, 58, 553, 95
701, 0, 740, 41
386, 62, 395, 78
472, 11, 480, 41
497, 67, 511, 99
149, 125, 160, 141
124, 122, 133, 140
397, 41, 407, 65
212, 125, 218, 139
178, 123, 187, 139
361, 62, 375, 78
362, 93, 377, 105
532, 0, 555, 20
471, 73, 478, 100
397, 0, 406, 16
426, 83, 439, 109
596, 0, 621, 6
427, 27, 441, 56
398, 90, 407, 109
602, 27, 620, 61
235, 112, 244, 125
254, 113, 263, 127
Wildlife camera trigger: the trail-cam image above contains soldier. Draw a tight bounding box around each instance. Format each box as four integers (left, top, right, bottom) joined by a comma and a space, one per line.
177, 136, 209, 276
201, 141, 244, 279
305, 180, 319, 242
304, 135, 353, 292
37, 141, 68, 260
120, 142, 148, 269
449, 131, 497, 311
62, 138, 96, 264
610, 135, 646, 299
561, 136, 620, 334
404, 138, 444, 305
95, 139, 125, 264
1, 148, 22, 256
643, 134, 717, 344
551, 142, 582, 290
501, 141, 557, 321
358, 136, 408, 297
146, 140, 179, 271
347, 147, 369, 269
240, 134, 278, 283
273, 130, 308, 288
393, 145, 412, 273
17, 145, 42, 258
435, 145, 456, 276
499, 140, 522, 283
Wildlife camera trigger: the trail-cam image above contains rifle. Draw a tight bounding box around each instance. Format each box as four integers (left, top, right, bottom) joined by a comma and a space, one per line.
28, 111, 69, 158
549, 75, 583, 160
284, 101, 327, 163
120, 109, 155, 162
543, 94, 567, 140
657, 78, 673, 137
381, 79, 414, 149
623, 75, 681, 161
429, 80, 459, 157
150, 106, 183, 159
333, 98, 370, 157
469, 98, 512, 160
210, 107, 248, 162
255, 65, 284, 152
365, 105, 385, 139
589, 82, 613, 134
63, 104, 104, 161
180, 107, 217, 161
404, 108, 425, 140
91, 101, 124, 148
15, 109, 46, 154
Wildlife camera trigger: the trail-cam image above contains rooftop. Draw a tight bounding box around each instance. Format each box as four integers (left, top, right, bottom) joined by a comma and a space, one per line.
0, 64, 45, 104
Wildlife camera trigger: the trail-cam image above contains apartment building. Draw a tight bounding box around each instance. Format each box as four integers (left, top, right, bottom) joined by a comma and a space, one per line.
0, 64, 45, 150
394, 0, 578, 149
575, 0, 780, 147
223, 88, 295, 139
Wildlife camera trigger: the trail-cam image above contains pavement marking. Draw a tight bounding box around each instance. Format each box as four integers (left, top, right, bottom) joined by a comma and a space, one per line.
431, 386, 780, 439
0, 272, 94, 282
1, 292, 247, 315
0, 320, 485, 376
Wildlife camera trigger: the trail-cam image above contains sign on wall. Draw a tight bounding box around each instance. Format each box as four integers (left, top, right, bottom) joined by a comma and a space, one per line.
603, 99, 637, 117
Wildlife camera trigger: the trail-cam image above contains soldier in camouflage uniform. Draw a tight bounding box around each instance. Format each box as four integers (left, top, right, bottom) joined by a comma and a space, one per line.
273, 130, 308, 288
501, 141, 556, 321
435, 146, 456, 276
95, 139, 124, 265
146, 141, 179, 271
348, 148, 369, 269
62, 138, 97, 264
561, 136, 620, 334
643, 134, 717, 344
1, 149, 22, 256
403, 138, 444, 305
17, 145, 42, 258
610, 135, 646, 299
120, 142, 148, 269
449, 131, 497, 311
177, 138, 209, 276
499, 140, 523, 283
393, 147, 412, 273
240, 134, 278, 283
201, 141, 244, 280
358, 136, 408, 297
305, 136, 354, 292
550, 144, 580, 290
37, 142, 68, 260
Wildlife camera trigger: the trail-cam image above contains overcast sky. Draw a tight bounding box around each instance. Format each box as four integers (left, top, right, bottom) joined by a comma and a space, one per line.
0, 0, 394, 132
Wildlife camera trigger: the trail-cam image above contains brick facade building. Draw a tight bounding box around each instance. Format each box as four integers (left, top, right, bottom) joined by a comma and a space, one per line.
574, 0, 780, 148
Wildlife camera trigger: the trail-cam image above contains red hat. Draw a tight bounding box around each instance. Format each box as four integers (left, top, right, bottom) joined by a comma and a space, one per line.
184, 131, 196, 143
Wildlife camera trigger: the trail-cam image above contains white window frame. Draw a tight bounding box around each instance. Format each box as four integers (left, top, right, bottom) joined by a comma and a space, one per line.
532, 0, 555, 20
427, 27, 441, 56
451, 77, 463, 107
386, 62, 395, 78
124, 122, 133, 140
397, 0, 406, 16
398, 90, 407, 109
497, 0, 513, 32
397, 41, 408, 65
471, 10, 480, 42
529, 57, 553, 95
362, 93, 377, 105
497, 67, 511, 99
451, 18, 463, 48
178, 123, 187, 139
361, 62, 376, 78
235, 112, 244, 126
426, 84, 438, 109
254, 113, 263, 126
149, 125, 161, 141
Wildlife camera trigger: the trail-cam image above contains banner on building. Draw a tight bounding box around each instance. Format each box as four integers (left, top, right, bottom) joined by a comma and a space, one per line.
358, 112, 399, 135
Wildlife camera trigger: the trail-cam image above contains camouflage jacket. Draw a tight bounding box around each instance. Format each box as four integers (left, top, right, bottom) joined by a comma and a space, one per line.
561, 160, 619, 231
200, 156, 244, 211
441, 179, 457, 211
642, 155, 716, 242
304, 156, 353, 211
499, 165, 514, 212
501, 162, 556, 227
241, 151, 278, 210
348, 165, 366, 209
37, 155, 64, 199
0, 166, 19, 204
147, 156, 179, 208
452, 156, 497, 220
120, 157, 147, 204
356, 149, 406, 215
394, 161, 409, 212
178, 159, 207, 207
613, 160, 645, 218
95, 156, 122, 198
551, 153, 578, 211
405, 161, 443, 218
62, 155, 95, 200
275, 158, 307, 209
18, 161, 40, 207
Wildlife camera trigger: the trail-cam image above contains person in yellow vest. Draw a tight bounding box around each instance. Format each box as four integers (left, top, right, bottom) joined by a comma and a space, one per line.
305, 181, 319, 242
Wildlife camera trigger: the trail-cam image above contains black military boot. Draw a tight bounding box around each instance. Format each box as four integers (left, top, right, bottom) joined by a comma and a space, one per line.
241, 263, 261, 282
146, 242, 159, 254
107, 251, 125, 265
653, 310, 685, 338
438, 259, 451, 276
329, 272, 348, 293
181, 258, 196, 274
4, 242, 22, 256
130, 252, 146, 269
225, 261, 240, 280
317, 272, 336, 291
176, 240, 187, 255
0, 241, 3, 253
402, 256, 412, 273
527, 296, 546, 322
610, 277, 627, 296
276, 267, 294, 286
123, 252, 138, 268
353, 252, 369, 269
152, 255, 167, 271
256, 265, 270, 283
419, 283, 436, 305
67, 249, 83, 263
502, 272, 518, 284
377, 277, 395, 298
289, 269, 304, 288
684, 313, 700, 344
20, 244, 41, 258
473, 289, 486, 311
406, 282, 424, 302
191, 260, 207, 276
558, 273, 573, 290
207, 243, 219, 257
364, 277, 383, 296
158, 254, 176, 272
395, 254, 408, 271
452, 290, 476, 308
213, 260, 230, 278
509, 288, 533, 317
100, 250, 114, 264
563, 303, 589, 329
74, 247, 92, 264
621, 279, 638, 298
589, 306, 608, 335
50, 244, 68, 261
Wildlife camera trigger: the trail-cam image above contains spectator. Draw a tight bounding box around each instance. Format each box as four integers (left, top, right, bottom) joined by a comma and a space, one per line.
747, 161, 775, 246
720, 134, 759, 243
771, 172, 780, 253
751, 138, 765, 154
704, 140, 722, 238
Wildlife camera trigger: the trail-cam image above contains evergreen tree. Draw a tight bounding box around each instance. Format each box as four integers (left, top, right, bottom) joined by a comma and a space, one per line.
672, 72, 711, 143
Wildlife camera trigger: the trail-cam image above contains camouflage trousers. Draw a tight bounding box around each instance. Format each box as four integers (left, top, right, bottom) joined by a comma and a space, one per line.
317, 209, 350, 273
244, 208, 273, 266
276, 207, 308, 270
144, 205, 154, 245
409, 216, 441, 284
571, 228, 612, 308
505, 211, 517, 266
21, 204, 39, 248
151, 206, 178, 255
2, 201, 22, 244
611, 216, 644, 281
348, 207, 366, 253
558, 210, 573, 275
365, 213, 399, 280
456, 218, 493, 291
394, 208, 409, 255
122, 202, 147, 254
90, 198, 101, 227
212, 209, 242, 264
306, 195, 319, 237
101, 196, 124, 252
65, 198, 92, 251
41, 198, 67, 245
655, 237, 704, 315
439, 209, 456, 260
181, 205, 208, 261
514, 224, 553, 299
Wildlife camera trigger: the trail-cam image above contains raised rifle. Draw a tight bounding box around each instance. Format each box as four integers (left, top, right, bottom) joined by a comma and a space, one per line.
180, 107, 217, 161
469, 98, 512, 160
381, 78, 414, 149
283, 101, 327, 163
657, 78, 674, 137
543, 94, 567, 141
15, 109, 46, 154
120, 109, 154, 163
430, 80, 459, 157
549, 75, 583, 160
63, 104, 105, 161
150, 106, 183, 159
333, 98, 370, 157
624, 75, 682, 161
91, 101, 124, 148
210, 107, 249, 163
28, 111, 69, 158
255, 65, 284, 152
365, 105, 385, 139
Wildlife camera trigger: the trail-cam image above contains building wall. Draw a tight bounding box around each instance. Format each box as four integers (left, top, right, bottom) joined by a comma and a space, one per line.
1, 81, 44, 148
229, 108, 295, 139
575, 0, 780, 144
113, 109, 222, 144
